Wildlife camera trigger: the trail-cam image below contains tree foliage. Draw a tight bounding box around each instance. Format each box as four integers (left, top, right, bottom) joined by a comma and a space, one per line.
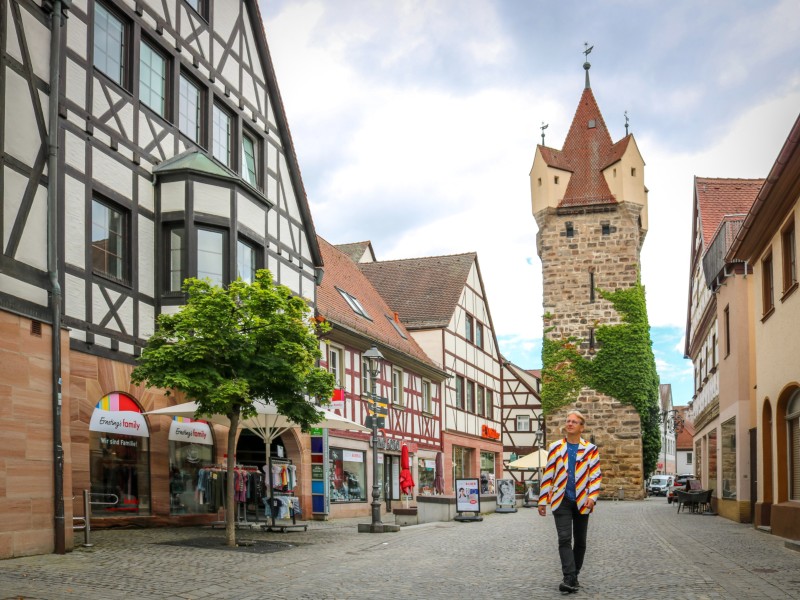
131, 271, 335, 544
541, 280, 661, 475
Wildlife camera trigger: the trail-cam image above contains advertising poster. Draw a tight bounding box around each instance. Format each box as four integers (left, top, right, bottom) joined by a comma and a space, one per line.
455, 478, 480, 512
496, 479, 516, 507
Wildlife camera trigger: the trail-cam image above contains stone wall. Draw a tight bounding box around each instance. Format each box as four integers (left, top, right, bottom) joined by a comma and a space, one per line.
536, 202, 647, 500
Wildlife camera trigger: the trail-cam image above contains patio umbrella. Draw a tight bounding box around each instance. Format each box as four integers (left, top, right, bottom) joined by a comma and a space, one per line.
399, 444, 414, 507
507, 449, 549, 471
146, 398, 369, 451
433, 451, 445, 495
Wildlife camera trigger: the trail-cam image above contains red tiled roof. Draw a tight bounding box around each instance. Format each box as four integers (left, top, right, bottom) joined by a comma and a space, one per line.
359, 253, 477, 329
695, 178, 763, 250
538, 87, 620, 208
316, 237, 439, 369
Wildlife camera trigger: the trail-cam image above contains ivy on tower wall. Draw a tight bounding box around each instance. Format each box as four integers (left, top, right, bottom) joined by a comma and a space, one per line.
541, 279, 661, 475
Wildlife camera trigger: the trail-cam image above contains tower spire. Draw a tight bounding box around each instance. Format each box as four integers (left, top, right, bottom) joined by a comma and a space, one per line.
583, 42, 593, 89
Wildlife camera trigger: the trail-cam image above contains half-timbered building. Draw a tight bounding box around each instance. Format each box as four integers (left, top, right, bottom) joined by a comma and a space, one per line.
359, 252, 505, 493
501, 362, 542, 482
314, 239, 446, 518
0, 0, 321, 557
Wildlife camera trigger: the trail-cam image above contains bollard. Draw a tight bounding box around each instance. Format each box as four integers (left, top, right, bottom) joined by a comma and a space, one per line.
83, 489, 93, 547
617, 487, 624, 501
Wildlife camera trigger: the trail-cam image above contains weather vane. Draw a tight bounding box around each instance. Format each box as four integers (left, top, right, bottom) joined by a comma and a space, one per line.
624, 110, 629, 135
583, 42, 593, 88
541, 122, 549, 146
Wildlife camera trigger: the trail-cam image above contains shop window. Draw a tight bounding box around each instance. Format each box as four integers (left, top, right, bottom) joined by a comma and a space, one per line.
91, 198, 129, 283
329, 448, 366, 503
89, 393, 151, 515
480, 450, 495, 482
707, 428, 718, 499
417, 457, 435, 495
168, 417, 214, 514
721, 417, 737, 500
94, 3, 128, 88
453, 446, 470, 482
788, 390, 800, 501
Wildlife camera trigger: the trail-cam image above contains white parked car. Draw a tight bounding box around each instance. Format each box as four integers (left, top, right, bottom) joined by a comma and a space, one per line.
647, 475, 673, 497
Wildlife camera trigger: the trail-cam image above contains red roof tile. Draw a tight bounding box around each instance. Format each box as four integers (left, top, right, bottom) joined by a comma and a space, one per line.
695, 178, 763, 250
316, 237, 440, 369
538, 87, 620, 208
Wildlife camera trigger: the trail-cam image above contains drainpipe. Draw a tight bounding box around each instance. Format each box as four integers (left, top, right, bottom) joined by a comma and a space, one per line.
45, 0, 70, 555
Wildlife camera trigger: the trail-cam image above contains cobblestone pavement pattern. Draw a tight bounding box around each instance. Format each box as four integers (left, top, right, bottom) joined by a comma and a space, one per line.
0, 498, 798, 599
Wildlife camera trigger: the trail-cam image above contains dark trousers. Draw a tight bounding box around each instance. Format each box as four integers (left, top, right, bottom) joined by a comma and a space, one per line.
553, 498, 590, 578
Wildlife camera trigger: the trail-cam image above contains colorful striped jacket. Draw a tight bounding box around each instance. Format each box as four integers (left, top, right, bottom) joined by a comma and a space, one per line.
538, 437, 602, 514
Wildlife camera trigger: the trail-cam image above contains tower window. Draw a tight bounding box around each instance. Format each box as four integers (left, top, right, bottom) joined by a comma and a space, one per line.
538, 177, 542, 187
602, 223, 610, 236
589, 327, 595, 350
554, 176, 560, 184
589, 272, 595, 302
565, 222, 574, 238
631, 167, 637, 176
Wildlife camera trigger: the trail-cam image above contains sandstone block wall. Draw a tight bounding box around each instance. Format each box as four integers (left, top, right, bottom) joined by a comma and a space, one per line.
537, 203, 647, 500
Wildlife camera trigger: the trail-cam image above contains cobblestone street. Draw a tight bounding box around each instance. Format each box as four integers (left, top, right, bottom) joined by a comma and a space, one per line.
0, 498, 798, 599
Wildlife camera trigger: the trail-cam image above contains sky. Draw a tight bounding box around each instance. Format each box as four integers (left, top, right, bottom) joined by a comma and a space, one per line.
258, 0, 800, 407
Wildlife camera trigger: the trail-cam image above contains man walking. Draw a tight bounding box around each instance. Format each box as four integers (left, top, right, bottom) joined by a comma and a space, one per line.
537, 410, 602, 594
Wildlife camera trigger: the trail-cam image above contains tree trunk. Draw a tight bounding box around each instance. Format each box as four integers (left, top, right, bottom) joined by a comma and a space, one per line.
225, 410, 240, 547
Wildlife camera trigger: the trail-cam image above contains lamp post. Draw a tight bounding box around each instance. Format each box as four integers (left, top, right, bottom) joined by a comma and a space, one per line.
357, 344, 400, 533
660, 409, 685, 476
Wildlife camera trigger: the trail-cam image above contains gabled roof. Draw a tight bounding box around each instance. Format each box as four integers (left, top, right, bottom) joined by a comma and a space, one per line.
694, 178, 763, 251
359, 253, 477, 329
316, 237, 443, 374
537, 87, 625, 208
335, 241, 376, 264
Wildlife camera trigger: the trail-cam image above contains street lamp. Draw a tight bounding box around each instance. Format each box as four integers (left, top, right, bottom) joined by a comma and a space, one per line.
534, 411, 546, 487
660, 409, 685, 476
362, 344, 385, 532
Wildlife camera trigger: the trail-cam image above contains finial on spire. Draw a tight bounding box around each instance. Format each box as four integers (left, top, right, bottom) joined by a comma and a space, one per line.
624, 110, 629, 136
583, 42, 593, 89
541, 122, 549, 146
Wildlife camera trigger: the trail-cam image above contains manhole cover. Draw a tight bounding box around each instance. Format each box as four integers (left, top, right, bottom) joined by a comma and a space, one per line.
158, 537, 295, 554
752, 568, 779, 574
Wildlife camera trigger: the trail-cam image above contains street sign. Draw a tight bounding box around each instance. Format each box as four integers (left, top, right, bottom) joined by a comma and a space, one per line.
365, 415, 385, 429
370, 404, 388, 416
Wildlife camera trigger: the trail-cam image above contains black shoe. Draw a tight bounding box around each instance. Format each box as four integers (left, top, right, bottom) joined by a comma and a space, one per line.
574, 573, 580, 589
559, 577, 578, 594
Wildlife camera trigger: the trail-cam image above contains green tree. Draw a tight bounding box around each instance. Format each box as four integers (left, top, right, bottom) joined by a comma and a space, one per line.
131, 270, 335, 546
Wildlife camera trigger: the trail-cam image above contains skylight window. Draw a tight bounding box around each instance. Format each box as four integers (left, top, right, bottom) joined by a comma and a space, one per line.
337, 287, 371, 320
386, 315, 407, 339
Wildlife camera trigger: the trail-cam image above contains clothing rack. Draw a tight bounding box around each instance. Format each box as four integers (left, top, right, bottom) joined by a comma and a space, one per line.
200, 465, 263, 529
262, 458, 307, 532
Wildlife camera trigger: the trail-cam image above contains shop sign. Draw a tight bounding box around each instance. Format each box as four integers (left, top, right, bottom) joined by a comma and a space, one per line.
312, 464, 324, 480
376, 437, 402, 452
90, 393, 149, 438
168, 419, 212, 445
481, 424, 501, 440
343, 450, 363, 462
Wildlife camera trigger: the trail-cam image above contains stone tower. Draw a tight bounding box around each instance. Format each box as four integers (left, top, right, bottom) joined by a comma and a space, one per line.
530, 60, 648, 499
